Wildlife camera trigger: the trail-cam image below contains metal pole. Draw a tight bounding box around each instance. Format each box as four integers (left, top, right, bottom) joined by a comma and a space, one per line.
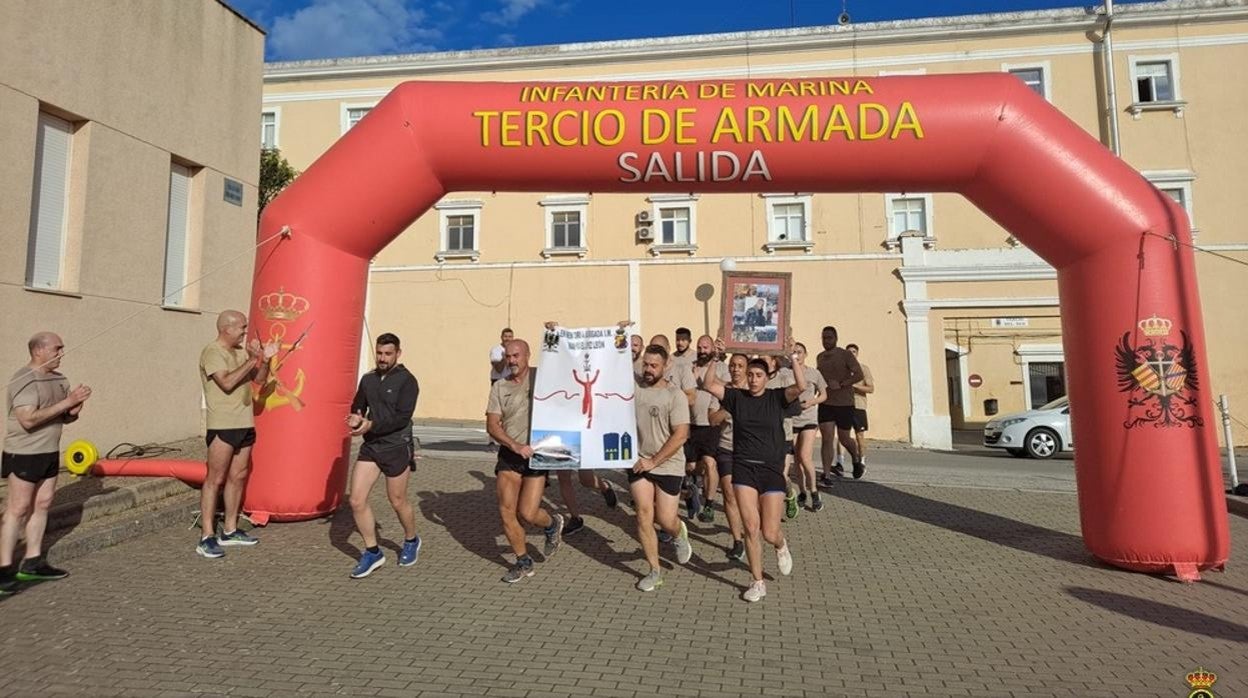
1220, 394, 1239, 490
1102, 0, 1122, 156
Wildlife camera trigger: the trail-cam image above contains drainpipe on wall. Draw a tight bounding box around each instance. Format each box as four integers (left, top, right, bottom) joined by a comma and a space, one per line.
1102, 0, 1122, 156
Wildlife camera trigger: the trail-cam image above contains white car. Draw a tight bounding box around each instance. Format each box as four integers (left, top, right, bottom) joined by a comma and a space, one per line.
983, 396, 1074, 459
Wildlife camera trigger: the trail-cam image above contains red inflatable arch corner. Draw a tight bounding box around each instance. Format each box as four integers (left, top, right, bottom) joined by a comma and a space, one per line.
108, 75, 1231, 580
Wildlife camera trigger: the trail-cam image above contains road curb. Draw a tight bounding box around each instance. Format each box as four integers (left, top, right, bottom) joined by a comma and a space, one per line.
46, 476, 194, 533
48, 491, 201, 564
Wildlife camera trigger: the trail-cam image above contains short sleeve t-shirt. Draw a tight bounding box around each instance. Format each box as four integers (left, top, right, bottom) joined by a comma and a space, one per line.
664, 360, 696, 394
854, 363, 874, 410
486, 368, 533, 446
633, 382, 690, 477
199, 342, 255, 430
5, 367, 70, 455
720, 387, 791, 465
817, 347, 863, 407
690, 362, 730, 427
794, 366, 829, 427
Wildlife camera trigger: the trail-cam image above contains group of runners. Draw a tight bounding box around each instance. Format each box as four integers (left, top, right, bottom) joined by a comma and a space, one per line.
483, 323, 873, 602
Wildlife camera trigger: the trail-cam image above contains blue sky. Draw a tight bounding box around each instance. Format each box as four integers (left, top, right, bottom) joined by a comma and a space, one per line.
230, 0, 1157, 62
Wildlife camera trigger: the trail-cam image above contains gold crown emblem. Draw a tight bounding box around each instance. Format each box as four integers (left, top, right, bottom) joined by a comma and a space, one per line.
1138, 314, 1173, 337
258, 288, 310, 322
1186, 668, 1216, 690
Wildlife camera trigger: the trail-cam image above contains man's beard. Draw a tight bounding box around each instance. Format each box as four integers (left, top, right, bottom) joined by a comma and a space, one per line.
640, 373, 660, 386
696, 351, 713, 365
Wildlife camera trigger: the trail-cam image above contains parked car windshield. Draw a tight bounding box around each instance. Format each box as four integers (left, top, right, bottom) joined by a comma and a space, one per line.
1039, 396, 1069, 411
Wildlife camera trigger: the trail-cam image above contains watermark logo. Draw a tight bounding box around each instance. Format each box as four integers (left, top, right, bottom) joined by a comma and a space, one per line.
1185, 667, 1217, 698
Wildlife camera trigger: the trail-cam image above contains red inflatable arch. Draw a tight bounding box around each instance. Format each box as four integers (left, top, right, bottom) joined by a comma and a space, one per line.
109, 76, 1231, 578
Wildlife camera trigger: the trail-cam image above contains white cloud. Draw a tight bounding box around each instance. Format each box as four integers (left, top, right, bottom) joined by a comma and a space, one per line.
268, 0, 441, 61
481, 0, 543, 26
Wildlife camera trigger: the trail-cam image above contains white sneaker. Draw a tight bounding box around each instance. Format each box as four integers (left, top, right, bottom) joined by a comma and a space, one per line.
743, 580, 767, 603
777, 542, 793, 576
673, 521, 693, 564
636, 569, 663, 592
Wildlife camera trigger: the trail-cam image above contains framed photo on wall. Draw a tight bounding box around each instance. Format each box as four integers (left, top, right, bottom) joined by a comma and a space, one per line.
719, 270, 792, 354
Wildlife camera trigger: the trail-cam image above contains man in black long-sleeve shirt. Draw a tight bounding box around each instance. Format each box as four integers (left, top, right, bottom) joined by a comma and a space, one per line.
344, 333, 421, 579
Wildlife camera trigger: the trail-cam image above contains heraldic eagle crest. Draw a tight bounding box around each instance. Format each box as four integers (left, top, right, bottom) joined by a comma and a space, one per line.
1115, 315, 1202, 429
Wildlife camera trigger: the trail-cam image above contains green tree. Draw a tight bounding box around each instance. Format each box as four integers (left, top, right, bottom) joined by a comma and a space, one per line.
259, 148, 299, 218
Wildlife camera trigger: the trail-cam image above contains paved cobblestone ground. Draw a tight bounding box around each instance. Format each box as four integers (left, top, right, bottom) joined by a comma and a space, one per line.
1, 456, 1245, 697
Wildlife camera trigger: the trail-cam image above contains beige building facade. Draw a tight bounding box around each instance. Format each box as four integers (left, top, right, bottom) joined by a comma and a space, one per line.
0, 1, 265, 451
262, 0, 1248, 449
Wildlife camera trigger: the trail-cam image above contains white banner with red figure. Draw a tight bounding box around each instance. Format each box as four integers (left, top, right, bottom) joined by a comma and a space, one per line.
530, 325, 637, 470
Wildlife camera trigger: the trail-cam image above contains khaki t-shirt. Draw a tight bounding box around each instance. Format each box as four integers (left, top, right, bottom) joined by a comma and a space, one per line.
199, 342, 255, 430
665, 360, 696, 394
670, 350, 695, 374
486, 368, 533, 446
691, 362, 730, 426
854, 363, 874, 410
5, 367, 70, 454
817, 347, 863, 407
634, 382, 690, 477
794, 365, 829, 427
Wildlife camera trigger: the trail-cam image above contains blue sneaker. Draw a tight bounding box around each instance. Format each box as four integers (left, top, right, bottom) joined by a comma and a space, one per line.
196, 536, 224, 559
350, 548, 386, 578
399, 536, 422, 567
218, 529, 259, 547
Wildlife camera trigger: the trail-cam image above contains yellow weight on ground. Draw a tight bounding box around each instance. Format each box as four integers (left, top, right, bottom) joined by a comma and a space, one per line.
64, 440, 99, 476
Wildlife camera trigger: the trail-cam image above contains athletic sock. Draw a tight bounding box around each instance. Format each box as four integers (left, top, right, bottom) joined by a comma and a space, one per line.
404, 537, 419, 544
367, 545, 381, 554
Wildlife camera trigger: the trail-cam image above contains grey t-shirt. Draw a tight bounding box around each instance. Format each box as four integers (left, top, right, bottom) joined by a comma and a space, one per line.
5, 367, 70, 455
633, 382, 690, 477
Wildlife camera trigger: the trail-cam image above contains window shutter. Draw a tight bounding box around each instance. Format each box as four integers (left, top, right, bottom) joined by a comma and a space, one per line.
26, 113, 73, 289
163, 164, 192, 306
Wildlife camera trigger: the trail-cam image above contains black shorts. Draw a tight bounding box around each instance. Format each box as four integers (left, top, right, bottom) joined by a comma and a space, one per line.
205, 428, 256, 451
358, 441, 416, 478
1, 452, 59, 484
627, 470, 684, 496
494, 447, 545, 478
792, 423, 818, 434
818, 405, 856, 431
853, 409, 869, 433
732, 459, 787, 495
683, 425, 719, 462
714, 449, 734, 480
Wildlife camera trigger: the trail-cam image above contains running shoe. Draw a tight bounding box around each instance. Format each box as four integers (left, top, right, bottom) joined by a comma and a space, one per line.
601, 484, 618, 509
697, 500, 715, 523
15, 557, 68, 581
785, 489, 799, 520
658, 530, 674, 544
819, 473, 836, 488
399, 536, 422, 567
350, 548, 386, 579
776, 543, 794, 576
743, 580, 767, 603
832, 464, 845, 478
563, 515, 585, 537
196, 536, 224, 559
636, 569, 663, 592
811, 494, 825, 512
797, 492, 807, 507
852, 461, 866, 479
218, 529, 259, 546
502, 557, 535, 583
727, 540, 745, 562
543, 514, 565, 557
673, 521, 693, 564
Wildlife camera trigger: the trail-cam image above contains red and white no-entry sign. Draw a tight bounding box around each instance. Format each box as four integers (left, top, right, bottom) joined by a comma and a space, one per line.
968, 374, 983, 388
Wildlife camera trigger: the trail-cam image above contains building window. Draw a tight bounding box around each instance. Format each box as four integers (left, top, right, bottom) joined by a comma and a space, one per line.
1144, 170, 1196, 235
762, 194, 814, 253
163, 163, 194, 307
340, 103, 376, 134
646, 195, 698, 255
539, 195, 589, 258
1128, 55, 1184, 118
1027, 362, 1067, 409
261, 109, 280, 149
435, 199, 482, 262
26, 112, 74, 290
660, 207, 691, 245
1003, 62, 1050, 100
884, 193, 934, 248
